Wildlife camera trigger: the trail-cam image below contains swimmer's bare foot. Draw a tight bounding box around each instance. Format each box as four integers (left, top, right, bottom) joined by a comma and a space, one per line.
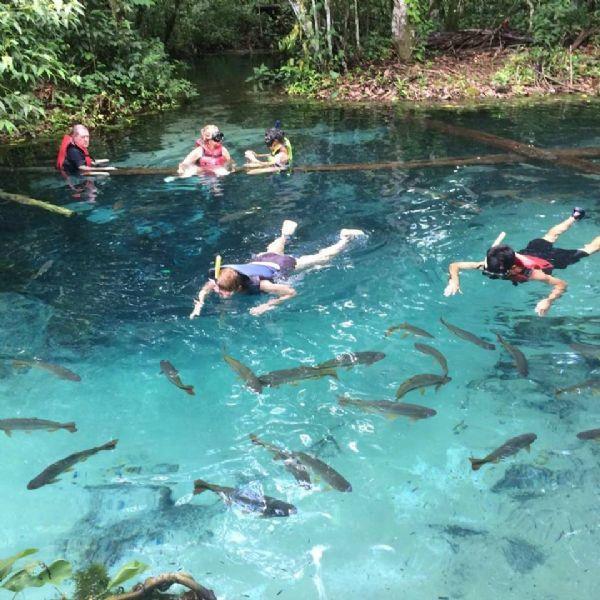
282, 220, 298, 237
340, 228, 366, 240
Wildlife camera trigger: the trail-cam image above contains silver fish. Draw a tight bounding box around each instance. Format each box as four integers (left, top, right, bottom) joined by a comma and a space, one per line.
496, 333, 529, 377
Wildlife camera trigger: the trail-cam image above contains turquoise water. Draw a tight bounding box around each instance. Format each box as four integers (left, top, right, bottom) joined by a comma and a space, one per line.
1, 58, 600, 598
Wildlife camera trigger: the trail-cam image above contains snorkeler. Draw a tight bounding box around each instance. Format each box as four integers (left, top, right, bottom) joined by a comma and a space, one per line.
177, 124, 232, 177
444, 208, 600, 316
244, 124, 292, 174
190, 220, 366, 318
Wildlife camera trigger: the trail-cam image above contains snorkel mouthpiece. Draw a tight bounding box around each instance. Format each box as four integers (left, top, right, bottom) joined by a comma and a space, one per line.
214, 255, 222, 280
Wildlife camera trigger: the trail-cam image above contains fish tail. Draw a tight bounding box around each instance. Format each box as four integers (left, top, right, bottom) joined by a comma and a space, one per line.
185, 385, 195, 396
469, 457, 484, 471
193, 478, 211, 495
64, 422, 77, 433
337, 395, 349, 406
103, 439, 118, 450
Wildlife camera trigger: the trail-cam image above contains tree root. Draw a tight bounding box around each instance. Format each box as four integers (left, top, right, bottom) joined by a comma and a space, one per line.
107, 572, 216, 600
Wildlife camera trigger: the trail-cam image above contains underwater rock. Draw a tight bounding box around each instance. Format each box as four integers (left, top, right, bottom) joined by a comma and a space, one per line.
60, 484, 219, 566
0, 292, 53, 355
491, 464, 555, 493
502, 538, 545, 573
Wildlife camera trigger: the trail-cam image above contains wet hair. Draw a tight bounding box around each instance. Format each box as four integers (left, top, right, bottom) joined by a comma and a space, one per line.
264, 127, 285, 147
216, 268, 244, 292
485, 245, 516, 275
201, 124, 223, 142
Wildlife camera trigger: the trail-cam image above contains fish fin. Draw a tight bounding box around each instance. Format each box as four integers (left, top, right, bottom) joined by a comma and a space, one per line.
469, 458, 483, 471
3, 429, 11, 437
526, 445, 531, 453
49, 477, 61, 484
103, 439, 118, 450
409, 416, 419, 422
193, 478, 210, 495
65, 467, 75, 471
385, 414, 398, 420
185, 385, 195, 395
419, 388, 426, 396
400, 332, 409, 339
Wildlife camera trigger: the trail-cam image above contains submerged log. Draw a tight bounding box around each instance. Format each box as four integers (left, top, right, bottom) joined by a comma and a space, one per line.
0, 189, 73, 217
420, 119, 600, 175
107, 572, 216, 600
0, 147, 598, 178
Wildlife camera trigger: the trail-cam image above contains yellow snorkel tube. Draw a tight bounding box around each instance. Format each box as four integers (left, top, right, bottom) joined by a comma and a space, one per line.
214, 254, 222, 280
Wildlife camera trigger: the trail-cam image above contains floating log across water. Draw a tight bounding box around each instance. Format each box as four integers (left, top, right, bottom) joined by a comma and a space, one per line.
0, 147, 598, 178
0, 189, 74, 217
419, 119, 600, 175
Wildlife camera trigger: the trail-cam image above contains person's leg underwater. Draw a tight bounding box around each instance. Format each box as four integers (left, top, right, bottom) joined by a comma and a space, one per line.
295, 228, 366, 270
265, 220, 298, 255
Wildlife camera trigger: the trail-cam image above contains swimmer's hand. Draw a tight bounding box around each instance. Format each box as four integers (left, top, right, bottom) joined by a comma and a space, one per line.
249, 303, 274, 317
444, 280, 461, 296
535, 298, 551, 317
244, 150, 257, 161
92, 159, 110, 166
190, 299, 203, 319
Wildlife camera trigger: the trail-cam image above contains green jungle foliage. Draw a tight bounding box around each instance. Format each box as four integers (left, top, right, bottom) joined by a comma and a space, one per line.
139, 0, 295, 56
247, 0, 599, 95
0, 0, 194, 140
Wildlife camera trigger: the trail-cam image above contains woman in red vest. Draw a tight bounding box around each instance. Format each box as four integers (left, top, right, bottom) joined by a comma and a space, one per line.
177, 124, 231, 177
445, 208, 600, 316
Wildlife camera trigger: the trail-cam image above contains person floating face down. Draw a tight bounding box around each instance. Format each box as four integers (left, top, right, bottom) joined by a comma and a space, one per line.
190, 220, 366, 318
444, 208, 600, 316
244, 127, 293, 174
56, 124, 112, 175
177, 124, 232, 177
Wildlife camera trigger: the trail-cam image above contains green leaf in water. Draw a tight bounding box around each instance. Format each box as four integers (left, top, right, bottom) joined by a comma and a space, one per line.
0, 548, 38, 581
2, 559, 72, 592
107, 560, 148, 590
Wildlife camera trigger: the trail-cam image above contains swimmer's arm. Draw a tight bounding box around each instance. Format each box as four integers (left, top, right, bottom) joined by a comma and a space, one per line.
250, 281, 297, 316
529, 270, 567, 316
444, 261, 484, 296
189, 281, 216, 319
222, 147, 232, 161
178, 147, 203, 174
92, 158, 110, 166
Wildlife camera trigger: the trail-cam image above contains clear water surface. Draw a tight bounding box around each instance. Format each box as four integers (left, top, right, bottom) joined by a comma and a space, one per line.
1, 56, 599, 599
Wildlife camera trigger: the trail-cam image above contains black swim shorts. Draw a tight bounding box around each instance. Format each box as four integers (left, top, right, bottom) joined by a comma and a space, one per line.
519, 238, 589, 271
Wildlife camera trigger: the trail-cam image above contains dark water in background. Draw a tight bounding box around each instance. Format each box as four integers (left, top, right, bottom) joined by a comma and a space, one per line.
0, 56, 599, 599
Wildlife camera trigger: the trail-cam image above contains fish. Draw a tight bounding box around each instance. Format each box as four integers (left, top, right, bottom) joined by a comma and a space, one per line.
385, 322, 434, 339
338, 395, 436, 420
193, 478, 297, 517
440, 317, 496, 350
317, 351, 385, 369
27, 439, 118, 489
257, 365, 338, 388
555, 379, 600, 396
396, 373, 451, 399
160, 360, 194, 395
222, 354, 263, 393
0, 418, 77, 437
12, 359, 81, 382
250, 434, 352, 492
414, 342, 448, 375
569, 342, 600, 360
469, 433, 537, 471
496, 333, 529, 377
30, 259, 54, 281
576, 429, 600, 441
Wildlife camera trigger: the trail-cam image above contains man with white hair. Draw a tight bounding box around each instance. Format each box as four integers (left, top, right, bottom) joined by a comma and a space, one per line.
56, 124, 111, 174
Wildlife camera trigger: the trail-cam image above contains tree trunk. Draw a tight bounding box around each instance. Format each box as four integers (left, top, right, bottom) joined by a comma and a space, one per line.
392, 0, 413, 60
353, 0, 360, 49
324, 0, 333, 60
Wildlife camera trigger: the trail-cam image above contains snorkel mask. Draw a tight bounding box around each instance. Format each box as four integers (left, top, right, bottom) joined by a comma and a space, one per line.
212, 131, 224, 142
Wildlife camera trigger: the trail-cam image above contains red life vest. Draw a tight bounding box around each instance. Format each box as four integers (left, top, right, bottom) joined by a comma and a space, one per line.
56, 134, 92, 170
195, 141, 227, 167
508, 253, 554, 283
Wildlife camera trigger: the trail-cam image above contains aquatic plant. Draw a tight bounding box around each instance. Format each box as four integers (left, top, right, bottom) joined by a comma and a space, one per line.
73, 563, 110, 600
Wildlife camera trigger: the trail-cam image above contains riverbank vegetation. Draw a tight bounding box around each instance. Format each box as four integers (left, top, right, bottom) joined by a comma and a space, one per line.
2, 1, 598, 142
248, 1, 599, 102
0, 0, 195, 141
